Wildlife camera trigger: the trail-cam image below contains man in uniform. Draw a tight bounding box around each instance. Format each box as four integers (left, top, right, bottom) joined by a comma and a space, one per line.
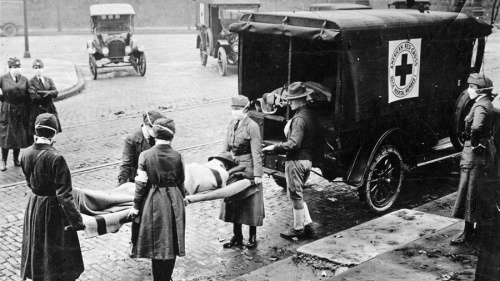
263, 82, 318, 239
451, 73, 495, 245
118, 110, 164, 185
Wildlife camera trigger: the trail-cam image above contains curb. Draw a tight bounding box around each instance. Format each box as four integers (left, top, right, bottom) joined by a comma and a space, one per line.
55, 64, 85, 101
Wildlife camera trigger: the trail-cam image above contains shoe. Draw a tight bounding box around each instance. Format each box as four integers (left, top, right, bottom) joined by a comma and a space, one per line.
280, 228, 305, 239
223, 236, 244, 248
304, 223, 317, 238
13, 159, 20, 167
245, 235, 258, 248
450, 232, 466, 245
0, 161, 6, 172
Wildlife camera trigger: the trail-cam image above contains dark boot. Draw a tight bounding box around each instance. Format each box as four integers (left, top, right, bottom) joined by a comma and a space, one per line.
223, 223, 243, 248
451, 221, 474, 245
13, 149, 20, 166
245, 226, 257, 248
1, 148, 8, 171
280, 228, 305, 239
304, 223, 317, 238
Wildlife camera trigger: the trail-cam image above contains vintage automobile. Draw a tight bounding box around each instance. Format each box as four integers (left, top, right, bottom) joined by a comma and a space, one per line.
1, 0, 23, 37
310, 3, 372, 11
194, 0, 260, 76
388, 0, 431, 10
87, 3, 146, 79
230, 9, 492, 212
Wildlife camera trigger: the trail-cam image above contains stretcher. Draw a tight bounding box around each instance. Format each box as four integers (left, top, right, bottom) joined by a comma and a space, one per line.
73, 173, 255, 238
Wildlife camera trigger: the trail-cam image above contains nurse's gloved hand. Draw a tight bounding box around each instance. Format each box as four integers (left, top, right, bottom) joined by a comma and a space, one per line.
127, 208, 139, 220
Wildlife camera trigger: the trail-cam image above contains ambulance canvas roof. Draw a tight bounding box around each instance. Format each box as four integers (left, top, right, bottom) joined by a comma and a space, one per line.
230, 9, 492, 41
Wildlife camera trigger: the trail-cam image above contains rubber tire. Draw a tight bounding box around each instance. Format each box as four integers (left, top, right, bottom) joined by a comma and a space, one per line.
358, 145, 404, 213
206, 28, 214, 56
200, 46, 207, 66
138, 53, 146, 76
89, 55, 98, 80
217, 47, 227, 76
3, 23, 17, 37
450, 90, 473, 151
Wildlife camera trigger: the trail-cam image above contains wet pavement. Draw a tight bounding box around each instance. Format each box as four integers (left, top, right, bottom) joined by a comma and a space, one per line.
0, 27, 499, 280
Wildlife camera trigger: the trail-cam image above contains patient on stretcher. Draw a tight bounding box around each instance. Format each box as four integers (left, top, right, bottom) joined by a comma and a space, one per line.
73, 152, 255, 237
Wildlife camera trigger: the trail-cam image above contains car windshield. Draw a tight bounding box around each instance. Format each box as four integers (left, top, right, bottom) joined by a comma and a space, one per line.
219, 7, 257, 28
93, 15, 131, 33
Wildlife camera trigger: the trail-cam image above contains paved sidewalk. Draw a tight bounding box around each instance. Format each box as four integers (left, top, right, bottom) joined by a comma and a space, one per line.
234, 193, 483, 281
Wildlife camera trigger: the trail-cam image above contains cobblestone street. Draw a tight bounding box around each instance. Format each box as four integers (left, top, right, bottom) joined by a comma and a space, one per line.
1, 28, 499, 280
0, 33, 364, 280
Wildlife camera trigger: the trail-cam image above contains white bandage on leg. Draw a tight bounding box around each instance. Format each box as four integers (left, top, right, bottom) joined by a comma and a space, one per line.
303, 202, 313, 226
293, 208, 305, 230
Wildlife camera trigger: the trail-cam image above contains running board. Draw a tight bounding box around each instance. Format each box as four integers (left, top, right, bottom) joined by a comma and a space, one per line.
416, 137, 460, 167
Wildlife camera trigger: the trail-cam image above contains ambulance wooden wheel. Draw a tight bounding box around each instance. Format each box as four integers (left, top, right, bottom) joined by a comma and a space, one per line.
359, 145, 403, 213
450, 90, 473, 151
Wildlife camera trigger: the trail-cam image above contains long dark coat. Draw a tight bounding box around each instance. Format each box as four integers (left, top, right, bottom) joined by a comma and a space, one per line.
27, 76, 61, 135
220, 116, 264, 226
20, 143, 85, 281
452, 97, 493, 223
0, 73, 30, 149
131, 144, 186, 260
118, 126, 152, 185
475, 179, 500, 281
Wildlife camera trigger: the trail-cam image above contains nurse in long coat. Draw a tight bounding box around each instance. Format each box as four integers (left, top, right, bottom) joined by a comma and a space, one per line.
0, 57, 30, 171
20, 113, 85, 281
451, 73, 494, 245
128, 117, 185, 281
220, 96, 264, 248
27, 59, 61, 136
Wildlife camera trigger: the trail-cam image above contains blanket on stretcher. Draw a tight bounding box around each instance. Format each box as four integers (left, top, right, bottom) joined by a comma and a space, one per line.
73, 183, 135, 238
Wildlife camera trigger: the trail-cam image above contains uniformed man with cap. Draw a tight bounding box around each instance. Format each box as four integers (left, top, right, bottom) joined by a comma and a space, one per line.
28, 59, 61, 138
219, 95, 264, 248
118, 110, 165, 186
20, 113, 86, 281
128, 117, 185, 281
451, 73, 495, 245
0, 57, 30, 171
263, 82, 319, 239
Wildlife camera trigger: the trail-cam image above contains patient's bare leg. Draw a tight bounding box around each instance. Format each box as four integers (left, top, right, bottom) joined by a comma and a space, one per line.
186, 179, 252, 204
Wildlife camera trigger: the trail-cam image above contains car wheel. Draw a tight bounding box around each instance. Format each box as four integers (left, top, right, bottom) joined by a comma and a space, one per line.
3, 23, 17, 37
206, 28, 214, 56
450, 90, 473, 151
138, 53, 146, 76
89, 55, 98, 80
200, 46, 207, 66
358, 145, 403, 213
217, 47, 227, 76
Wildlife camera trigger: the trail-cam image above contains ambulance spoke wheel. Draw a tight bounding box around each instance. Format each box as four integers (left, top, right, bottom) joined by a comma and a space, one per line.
358, 145, 403, 213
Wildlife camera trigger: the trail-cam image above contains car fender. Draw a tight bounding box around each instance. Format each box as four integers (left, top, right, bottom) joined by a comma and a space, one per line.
345, 128, 404, 189
214, 40, 230, 58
